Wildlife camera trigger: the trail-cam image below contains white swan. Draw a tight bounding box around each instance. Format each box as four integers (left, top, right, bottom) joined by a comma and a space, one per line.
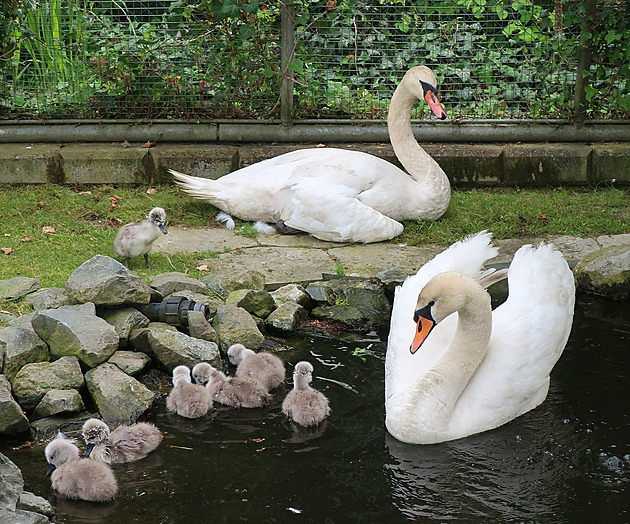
385, 232, 575, 444
169, 65, 450, 243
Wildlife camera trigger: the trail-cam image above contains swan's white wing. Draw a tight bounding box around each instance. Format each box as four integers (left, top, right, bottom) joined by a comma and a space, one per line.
449, 243, 575, 435
385, 231, 499, 404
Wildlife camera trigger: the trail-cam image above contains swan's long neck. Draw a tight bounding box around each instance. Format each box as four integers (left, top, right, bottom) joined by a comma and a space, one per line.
387, 85, 445, 186
394, 286, 492, 443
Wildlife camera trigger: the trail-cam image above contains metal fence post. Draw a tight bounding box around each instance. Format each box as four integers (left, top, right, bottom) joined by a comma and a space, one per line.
573, 0, 597, 128
280, 1, 295, 126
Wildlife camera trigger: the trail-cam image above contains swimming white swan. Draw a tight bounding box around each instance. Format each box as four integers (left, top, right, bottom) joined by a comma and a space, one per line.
45, 434, 117, 502
385, 231, 575, 444
82, 418, 163, 464
113, 207, 168, 268
282, 361, 330, 427
169, 65, 450, 243
227, 343, 285, 391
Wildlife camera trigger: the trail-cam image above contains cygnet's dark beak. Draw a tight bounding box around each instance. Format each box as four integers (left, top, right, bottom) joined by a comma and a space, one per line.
84, 442, 94, 458
159, 224, 168, 234
46, 463, 56, 477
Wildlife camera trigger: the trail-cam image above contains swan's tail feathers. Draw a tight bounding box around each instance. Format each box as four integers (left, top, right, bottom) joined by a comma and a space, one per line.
254, 221, 277, 235
479, 268, 508, 290
169, 169, 223, 202
215, 211, 235, 230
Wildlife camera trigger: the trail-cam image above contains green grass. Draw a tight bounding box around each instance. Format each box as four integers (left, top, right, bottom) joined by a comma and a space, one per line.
1, 184, 628, 315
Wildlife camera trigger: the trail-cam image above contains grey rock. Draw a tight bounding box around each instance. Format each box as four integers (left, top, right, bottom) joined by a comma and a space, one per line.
0, 311, 17, 325
18, 491, 54, 517
265, 301, 308, 333
85, 363, 156, 424
376, 267, 409, 291
0, 508, 50, 524
108, 350, 150, 375
574, 244, 630, 299
270, 284, 312, 309
0, 327, 49, 382
23, 287, 71, 310
201, 271, 265, 298
0, 277, 39, 301
187, 310, 218, 342
0, 452, 23, 509
28, 412, 93, 442
128, 323, 178, 353
145, 328, 221, 372
212, 304, 264, 351
226, 289, 275, 319
11, 356, 85, 411
65, 254, 152, 305
149, 272, 209, 296
0, 375, 29, 434
7, 312, 37, 333
100, 307, 149, 348
30, 388, 85, 421
311, 305, 369, 329
32, 304, 119, 367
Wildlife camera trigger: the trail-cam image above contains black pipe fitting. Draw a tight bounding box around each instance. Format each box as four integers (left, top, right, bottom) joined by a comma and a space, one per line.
144, 296, 211, 327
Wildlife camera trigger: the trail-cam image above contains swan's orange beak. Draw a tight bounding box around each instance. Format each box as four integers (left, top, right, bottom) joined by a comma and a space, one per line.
410, 313, 436, 354
425, 90, 447, 120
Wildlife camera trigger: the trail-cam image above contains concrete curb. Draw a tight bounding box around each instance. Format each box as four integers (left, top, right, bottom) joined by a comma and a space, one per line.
1, 142, 629, 186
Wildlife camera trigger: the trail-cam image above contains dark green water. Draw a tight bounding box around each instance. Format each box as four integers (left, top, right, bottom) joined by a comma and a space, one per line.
1, 295, 628, 523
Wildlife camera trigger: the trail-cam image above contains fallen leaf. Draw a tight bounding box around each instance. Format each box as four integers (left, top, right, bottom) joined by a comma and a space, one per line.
251, 438, 265, 443
21, 236, 31, 242
108, 195, 122, 204
3, 233, 10, 237
315, 143, 326, 148
142, 140, 157, 148
121, 140, 132, 148
42, 226, 55, 233
77, 191, 92, 196
255, 447, 266, 453
1, 247, 12, 255
108, 204, 117, 212
108, 218, 121, 228
37, 201, 45, 207
146, 187, 158, 194
196, 264, 210, 272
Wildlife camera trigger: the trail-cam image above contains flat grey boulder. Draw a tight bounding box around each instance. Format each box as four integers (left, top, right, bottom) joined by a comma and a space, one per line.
144, 328, 221, 372
0, 452, 23, 510
0, 327, 50, 382
202, 270, 265, 298
0, 375, 29, 434
65, 254, 152, 305
11, 356, 84, 411
100, 307, 149, 348
7, 312, 37, 333
32, 303, 119, 367
226, 289, 275, 318
0, 277, 39, 301
271, 284, 312, 309
108, 350, 150, 375
0, 508, 50, 524
30, 388, 85, 421
265, 301, 308, 333
187, 310, 218, 342
18, 491, 54, 518
85, 363, 155, 424
149, 272, 208, 296
23, 287, 71, 310
212, 305, 264, 351
574, 244, 630, 299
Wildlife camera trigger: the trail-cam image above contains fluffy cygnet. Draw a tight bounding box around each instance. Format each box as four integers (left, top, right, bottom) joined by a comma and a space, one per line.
82, 418, 163, 465
282, 361, 331, 427
192, 362, 212, 387
45, 434, 117, 502
167, 367, 213, 419
173, 364, 192, 383
206, 366, 270, 408
113, 207, 168, 268
227, 343, 285, 391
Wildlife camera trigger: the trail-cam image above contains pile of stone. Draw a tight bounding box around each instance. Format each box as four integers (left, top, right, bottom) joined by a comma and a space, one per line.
0, 255, 393, 438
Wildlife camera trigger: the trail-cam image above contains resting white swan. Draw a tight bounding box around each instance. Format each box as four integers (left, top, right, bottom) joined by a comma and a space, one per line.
169, 65, 450, 243
385, 231, 575, 444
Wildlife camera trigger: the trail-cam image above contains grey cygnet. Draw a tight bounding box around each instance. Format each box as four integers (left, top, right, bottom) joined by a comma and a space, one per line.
227, 343, 285, 391
282, 361, 331, 427
113, 206, 168, 268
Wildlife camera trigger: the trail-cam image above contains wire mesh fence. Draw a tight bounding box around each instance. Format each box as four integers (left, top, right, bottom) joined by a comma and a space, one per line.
0, 0, 628, 122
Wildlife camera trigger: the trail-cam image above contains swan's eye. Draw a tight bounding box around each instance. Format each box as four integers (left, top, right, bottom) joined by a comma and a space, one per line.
428, 300, 435, 307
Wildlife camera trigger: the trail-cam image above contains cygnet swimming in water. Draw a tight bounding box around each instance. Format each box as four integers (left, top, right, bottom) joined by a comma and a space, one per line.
113, 207, 168, 268
82, 418, 163, 464
206, 366, 270, 408
192, 362, 212, 387
227, 343, 285, 391
45, 434, 117, 502
282, 361, 331, 427
167, 365, 213, 418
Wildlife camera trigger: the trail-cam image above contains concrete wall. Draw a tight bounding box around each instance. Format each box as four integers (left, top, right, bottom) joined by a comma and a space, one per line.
0, 141, 628, 187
